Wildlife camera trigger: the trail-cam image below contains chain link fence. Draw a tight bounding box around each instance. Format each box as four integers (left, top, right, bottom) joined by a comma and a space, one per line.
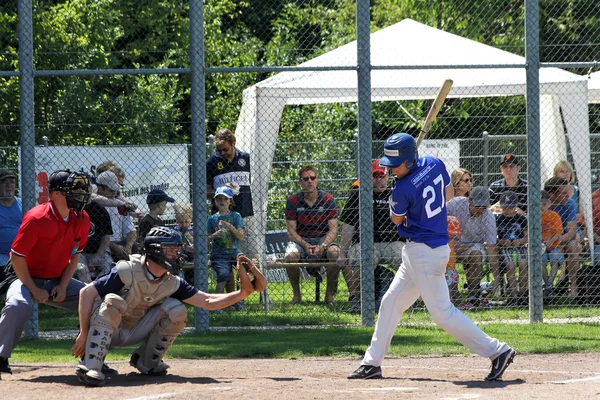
1, 0, 600, 336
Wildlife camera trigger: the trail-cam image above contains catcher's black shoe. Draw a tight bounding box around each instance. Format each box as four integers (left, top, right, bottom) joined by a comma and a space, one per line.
0, 357, 12, 374
101, 362, 118, 375
348, 365, 382, 379
76, 365, 106, 387
485, 348, 516, 381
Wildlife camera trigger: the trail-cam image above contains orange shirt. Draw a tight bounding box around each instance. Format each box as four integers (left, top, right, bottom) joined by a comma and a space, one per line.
541, 210, 562, 250
592, 189, 600, 238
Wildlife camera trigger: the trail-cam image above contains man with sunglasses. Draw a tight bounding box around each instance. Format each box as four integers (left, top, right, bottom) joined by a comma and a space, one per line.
0, 170, 91, 376
206, 128, 253, 218
284, 166, 340, 305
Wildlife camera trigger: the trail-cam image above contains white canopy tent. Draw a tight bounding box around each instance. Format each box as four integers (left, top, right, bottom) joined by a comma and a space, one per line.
235, 18, 592, 258
589, 71, 600, 103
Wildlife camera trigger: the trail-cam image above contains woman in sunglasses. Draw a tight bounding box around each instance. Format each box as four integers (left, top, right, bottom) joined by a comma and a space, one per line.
451, 168, 473, 198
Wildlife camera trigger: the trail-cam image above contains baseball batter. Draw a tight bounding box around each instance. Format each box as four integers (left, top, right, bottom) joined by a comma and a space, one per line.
348, 133, 516, 381
71, 226, 257, 387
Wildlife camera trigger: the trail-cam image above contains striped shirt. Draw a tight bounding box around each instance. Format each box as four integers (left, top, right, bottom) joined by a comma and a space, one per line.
285, 190, 337, 239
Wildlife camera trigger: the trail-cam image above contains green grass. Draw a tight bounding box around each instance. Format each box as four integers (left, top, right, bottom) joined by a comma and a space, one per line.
11, 323, 600, 364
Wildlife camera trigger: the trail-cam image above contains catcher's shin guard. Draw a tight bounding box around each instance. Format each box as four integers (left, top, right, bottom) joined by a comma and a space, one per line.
79, 294, 127, 382
130, 298, 187, 375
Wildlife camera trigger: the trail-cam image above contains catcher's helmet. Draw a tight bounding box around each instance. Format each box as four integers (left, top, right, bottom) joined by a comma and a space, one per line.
48, 169, 91, 212
144, 226, 184, 275
379, 133, 418, 170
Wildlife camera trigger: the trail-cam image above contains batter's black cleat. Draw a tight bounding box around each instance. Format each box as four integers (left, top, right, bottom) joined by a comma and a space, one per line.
348, 365, 382, 379
485, 348, 516, 381
0, 357, 12, 374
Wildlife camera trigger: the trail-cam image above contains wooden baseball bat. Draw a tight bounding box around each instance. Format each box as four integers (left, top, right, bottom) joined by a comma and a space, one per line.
416, 79, 453, 148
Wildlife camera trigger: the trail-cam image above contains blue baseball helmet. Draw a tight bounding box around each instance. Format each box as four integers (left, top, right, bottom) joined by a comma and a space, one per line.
379, 133, 418, 169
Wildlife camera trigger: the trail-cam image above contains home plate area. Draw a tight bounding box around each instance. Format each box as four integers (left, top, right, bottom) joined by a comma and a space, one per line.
2, 354, 599, 400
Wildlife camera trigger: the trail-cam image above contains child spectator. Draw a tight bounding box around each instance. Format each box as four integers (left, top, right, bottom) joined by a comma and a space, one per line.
174, 203, 194, 247
207, 186, 245, 300
496, 191, 528, 305
138, 189, 174, 252
541, 190, 565, 298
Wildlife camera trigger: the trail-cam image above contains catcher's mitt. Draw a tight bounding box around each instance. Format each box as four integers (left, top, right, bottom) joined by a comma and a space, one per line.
236, 254, 267, 292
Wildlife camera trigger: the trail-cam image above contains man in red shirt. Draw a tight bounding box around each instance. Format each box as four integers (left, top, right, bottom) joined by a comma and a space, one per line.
0, 170, 91, 376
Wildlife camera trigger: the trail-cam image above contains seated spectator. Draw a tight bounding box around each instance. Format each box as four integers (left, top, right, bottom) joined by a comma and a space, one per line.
74, 183, 113, 283
337, 161, 402, 312
138, 189, 175, 252
451, 168, 473, 198
446, 215, 462, 303
541, 190, 564, 298
553, 160, 584, 226
285, 166, 340, 305
447, 186, 500, 308
96, 171, 137, 262
495, 191, 528, 304
489, 154, 528, 214
208, 187, 245, 308
0, 169, 22, 266
591, 186, 600, 267
544, 177, 582, 297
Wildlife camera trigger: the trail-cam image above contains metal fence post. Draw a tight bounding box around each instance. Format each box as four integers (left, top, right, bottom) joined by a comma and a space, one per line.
18, 0, 38, 339
356, 0, 375, 327
190, 0, 210, 332
525, 0, 543, 323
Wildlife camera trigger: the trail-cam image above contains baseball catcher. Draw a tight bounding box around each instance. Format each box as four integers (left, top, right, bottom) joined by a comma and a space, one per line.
71, 226, 257, 387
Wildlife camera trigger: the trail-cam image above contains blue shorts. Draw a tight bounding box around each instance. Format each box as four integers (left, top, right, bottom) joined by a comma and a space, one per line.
542, 248, 564, 265
210, 255, 237, 283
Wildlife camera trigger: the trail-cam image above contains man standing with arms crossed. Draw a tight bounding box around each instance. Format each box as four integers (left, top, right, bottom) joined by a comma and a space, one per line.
0, 170, 91, 376
348, 133, 516, 382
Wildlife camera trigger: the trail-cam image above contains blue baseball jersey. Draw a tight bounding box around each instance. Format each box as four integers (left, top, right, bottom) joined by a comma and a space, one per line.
389, 156, 450, 248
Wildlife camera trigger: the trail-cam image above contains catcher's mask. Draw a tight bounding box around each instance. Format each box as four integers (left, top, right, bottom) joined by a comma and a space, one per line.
48, 169, 91, 212
144, 226, 184, 275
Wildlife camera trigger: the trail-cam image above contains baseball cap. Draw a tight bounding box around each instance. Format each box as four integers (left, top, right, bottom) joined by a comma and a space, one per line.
0, 169, 17, 182
96, 171, 121, 191
371, 160, 386, 175
500, 153, 520, 167
214, 186, 234, 199
500, 191, 519, 208
146, 188, 175, 204
470, 186, 490, 207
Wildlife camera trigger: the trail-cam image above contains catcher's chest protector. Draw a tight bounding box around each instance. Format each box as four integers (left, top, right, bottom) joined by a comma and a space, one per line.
116, 255, 181, 329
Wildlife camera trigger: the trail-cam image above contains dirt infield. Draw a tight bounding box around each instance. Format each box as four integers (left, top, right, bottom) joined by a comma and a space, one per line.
2, 353, 599, 399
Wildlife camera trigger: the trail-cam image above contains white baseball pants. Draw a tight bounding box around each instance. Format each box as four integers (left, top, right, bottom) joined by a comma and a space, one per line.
362, 242, 509, 367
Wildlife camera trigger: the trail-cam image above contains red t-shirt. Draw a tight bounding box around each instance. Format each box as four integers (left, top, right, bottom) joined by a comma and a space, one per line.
11, 201, 90, 279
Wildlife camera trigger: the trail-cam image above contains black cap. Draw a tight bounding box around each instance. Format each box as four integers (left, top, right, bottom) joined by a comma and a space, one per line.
146, 189, 175, 205
500, 153, 520, 167
48, 170, 72, 192
499, 191, 519, 208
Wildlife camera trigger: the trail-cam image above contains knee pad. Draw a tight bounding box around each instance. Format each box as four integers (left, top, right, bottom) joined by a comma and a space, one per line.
131, 299, 187, 374
158, 298, 188, 335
